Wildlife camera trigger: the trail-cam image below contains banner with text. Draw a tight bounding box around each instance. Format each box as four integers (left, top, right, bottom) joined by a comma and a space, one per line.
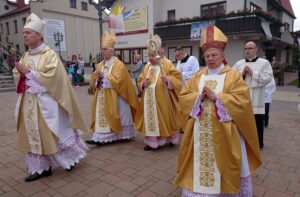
116, 6, 148, 35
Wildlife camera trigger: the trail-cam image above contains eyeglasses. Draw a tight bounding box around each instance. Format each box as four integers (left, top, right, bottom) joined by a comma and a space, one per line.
244, 47, 255, 50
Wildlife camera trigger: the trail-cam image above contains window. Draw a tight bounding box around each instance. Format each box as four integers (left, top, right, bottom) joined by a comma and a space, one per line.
167, 10, 175, 21
70, 0, 76, 9
284, 22, 290, 31
286, 50, 290, 64
14, 20, 18, 33
81, 2, 88, 11
22, 17, 26, 25
201, 1, 226, 17
250, 2, 261, 11
6, 22, 9, 35
16, 44, 20, 52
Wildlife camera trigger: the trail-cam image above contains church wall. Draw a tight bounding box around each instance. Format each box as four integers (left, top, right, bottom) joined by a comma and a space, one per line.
0, 10, 30, 52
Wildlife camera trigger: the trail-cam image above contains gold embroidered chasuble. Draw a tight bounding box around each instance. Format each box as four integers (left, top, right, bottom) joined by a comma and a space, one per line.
14, 46, 89, 155
135, 59, 182, 137
174, 65, 262, 194
90, 58, 138, 133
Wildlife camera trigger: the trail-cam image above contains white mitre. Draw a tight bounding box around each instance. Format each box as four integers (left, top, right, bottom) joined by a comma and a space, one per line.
147, 34, 162, 59
24, 13, 46, 36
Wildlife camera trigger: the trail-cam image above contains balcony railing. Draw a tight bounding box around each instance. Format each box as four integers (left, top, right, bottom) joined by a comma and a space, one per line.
154, 24, 191, 40
154, 16, 281, 41
215, 17, 261, 35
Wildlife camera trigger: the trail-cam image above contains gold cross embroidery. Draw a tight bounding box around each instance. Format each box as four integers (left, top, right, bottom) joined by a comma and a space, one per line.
204, 80, 217, 90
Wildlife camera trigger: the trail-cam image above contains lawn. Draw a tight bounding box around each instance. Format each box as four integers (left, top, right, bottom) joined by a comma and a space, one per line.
287, 79, 299, 87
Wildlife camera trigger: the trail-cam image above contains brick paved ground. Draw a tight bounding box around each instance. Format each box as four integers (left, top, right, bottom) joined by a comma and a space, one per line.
0, 72, 299, 197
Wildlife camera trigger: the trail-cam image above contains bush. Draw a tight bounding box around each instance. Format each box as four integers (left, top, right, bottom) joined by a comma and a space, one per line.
79, 75, 85, 82
285, 65, 296, 73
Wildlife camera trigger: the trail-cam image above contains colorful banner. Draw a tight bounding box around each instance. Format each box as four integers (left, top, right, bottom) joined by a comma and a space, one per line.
190, 20, 215, 40
116, 6, 148, 35
109, 0, 125, 31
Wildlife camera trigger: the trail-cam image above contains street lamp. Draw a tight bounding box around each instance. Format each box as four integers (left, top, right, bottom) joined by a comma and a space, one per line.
88, 0, 116, 52
53, 31, 63, 57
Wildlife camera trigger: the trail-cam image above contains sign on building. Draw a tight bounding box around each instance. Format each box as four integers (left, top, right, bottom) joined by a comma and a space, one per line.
190, 20, 215, 40
44, 19, 66, 52
117, 6, 148, 35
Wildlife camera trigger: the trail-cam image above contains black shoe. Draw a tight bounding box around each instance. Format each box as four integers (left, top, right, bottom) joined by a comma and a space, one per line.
65, 163, 77, 172
169, 142, 175, 147
144, 145, 155, 151
25, 168, 52, 182
264, 121, 269, 128
85, 140, 102, 146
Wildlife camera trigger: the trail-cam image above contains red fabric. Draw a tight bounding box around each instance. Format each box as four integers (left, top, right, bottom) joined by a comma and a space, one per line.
202, 41, 227, 52
16, 76, 26, 94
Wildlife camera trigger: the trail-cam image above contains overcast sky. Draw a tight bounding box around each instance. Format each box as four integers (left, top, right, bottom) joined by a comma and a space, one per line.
290, 0, 300, 31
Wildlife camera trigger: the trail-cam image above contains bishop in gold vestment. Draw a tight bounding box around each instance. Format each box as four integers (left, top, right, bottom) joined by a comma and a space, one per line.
135, 34, 182, 151
87, 31, 138, 145
174, 25, 261, 196
14, 13, 89, 182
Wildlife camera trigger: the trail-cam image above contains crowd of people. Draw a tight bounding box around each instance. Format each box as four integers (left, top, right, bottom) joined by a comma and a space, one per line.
0, 43, 19, 74
11, 12, 292, 196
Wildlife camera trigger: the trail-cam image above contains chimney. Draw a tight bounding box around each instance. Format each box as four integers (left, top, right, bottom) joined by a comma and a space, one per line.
17, 0, 26, 9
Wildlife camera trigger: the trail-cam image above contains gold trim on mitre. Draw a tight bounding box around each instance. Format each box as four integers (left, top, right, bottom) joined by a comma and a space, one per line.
200, 24, 228, 52
102, 31, 116, 49
24, 13, 46, 36
147, 34, 161, 53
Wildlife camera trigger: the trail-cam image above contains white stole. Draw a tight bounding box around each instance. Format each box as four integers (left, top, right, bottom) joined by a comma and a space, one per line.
144, 65, 161, 136
193, 73, 226, 194
95, 58, 115, 134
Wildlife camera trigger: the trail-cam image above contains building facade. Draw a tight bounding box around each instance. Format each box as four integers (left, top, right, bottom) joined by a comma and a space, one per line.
1, 0, 296, 65
0, 0, 101, 61
108, 0, 296, 66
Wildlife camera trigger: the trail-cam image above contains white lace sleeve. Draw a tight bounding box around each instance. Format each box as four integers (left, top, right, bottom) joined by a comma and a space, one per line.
215, 96, 232, 122
25, 71, 47, 94
189, 95, 205, 120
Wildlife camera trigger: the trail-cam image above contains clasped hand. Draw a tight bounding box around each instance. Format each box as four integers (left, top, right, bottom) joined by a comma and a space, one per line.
200, 86, 217, 102
15, 62, 30, 76
242, 66, 253, 77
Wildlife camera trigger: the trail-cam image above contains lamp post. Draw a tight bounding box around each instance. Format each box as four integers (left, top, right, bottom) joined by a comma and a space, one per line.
89, 0, 103, 51
53, 31, 63, 57
88, 0, 115, 52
